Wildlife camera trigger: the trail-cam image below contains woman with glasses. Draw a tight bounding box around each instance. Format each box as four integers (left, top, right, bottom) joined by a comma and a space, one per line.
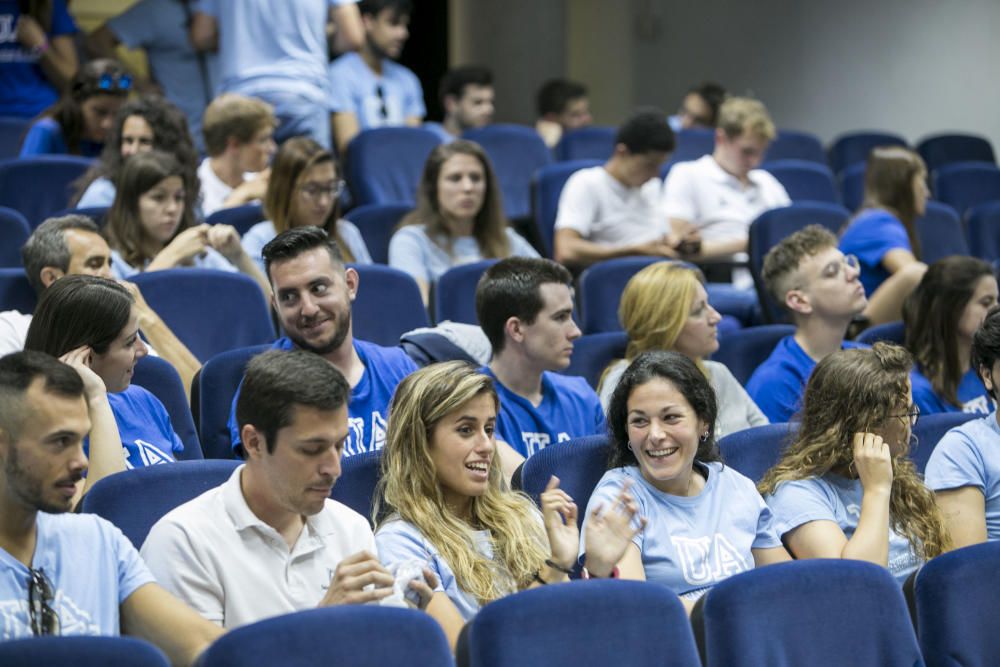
20, 58, 131, 158
903, 256, 998, 416
760, 343, 951, 583
241, 136, 371, 273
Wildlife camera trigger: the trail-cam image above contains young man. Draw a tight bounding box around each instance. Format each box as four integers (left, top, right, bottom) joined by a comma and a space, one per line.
227, 227, 416, 457
746, 225, 869, 422
0, 351, 220, 661
553, 109, 678, 269
144, 350, 428, 627
534, 78, 592, 149
475, 257, 605, 459
328, 0, 424, 155
198, 94, 277, 217
424, 65, 495, 141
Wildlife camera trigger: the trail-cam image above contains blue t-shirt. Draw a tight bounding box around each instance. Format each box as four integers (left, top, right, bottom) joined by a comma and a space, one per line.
0, 513, 154, 639
19, 116, 103, 157
582, 464, 782, 600
0, 0, 77, 118
911, 366, 993, 416
241, 219, 372, 275
228, 337, 417, 456
839, 208, 912, 298
746, 336, 866, 423
328, 52, 426, 129
925, 412, 1000, 540
483, 368, 606, 458
765, 474, 921, 584
107, 384, 183, 468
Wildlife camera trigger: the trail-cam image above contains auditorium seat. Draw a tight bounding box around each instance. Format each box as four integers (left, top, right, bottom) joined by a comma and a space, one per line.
0, 155, 94, 227
464, 123, 552, 220
344, 127, 441, 208
554, 125, 616, 161
0, 206, 31, 268
717, 422, 798, 484
917, 133, 996, 173
532, 159, 602, 257
828, 131, 907, 176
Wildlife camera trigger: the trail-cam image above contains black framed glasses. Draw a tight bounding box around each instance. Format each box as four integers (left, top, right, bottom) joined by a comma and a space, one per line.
28, 567, 60, 636
891, 404, 920, 426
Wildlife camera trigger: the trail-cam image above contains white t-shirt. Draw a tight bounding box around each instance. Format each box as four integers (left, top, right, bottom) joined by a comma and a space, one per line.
553, 166, 669, 246
198, 158, 261, 218
141, 465, 376, 629
0, 310, 33, 356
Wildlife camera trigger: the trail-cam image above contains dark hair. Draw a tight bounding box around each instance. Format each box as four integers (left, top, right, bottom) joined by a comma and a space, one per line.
0, 351, 85, 442
236, 349, 350, 454
687, 81, 727, 127
536, 79, 587, 117
606, 351, 720, 471
615, 108, 675, 155
21, 215, 101, 295
475, 257, 573, 354
37, 58, 130, 156
24, 276, 133, 357
20, 1, 54, 33
262, 226, 346, 282
439, 66, 493, 105
861, 146, 926, 254
972, 307, 1000, 401
359, 0, 412, 18
904, 256, 995, 407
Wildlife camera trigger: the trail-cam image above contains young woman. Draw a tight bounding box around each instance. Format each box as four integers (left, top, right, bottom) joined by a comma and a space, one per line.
241, 136, 370, 273
904, 256, 998, 415
598, 261, 767, 438
24, 275, 187, 472
388, 140, 539, 305
375, 361, 640, 650
105, 150, 269, 296
586, 350, 789, 612
760, 343, 950, 583
19, 58, 130, 158
839, 146, 930, 325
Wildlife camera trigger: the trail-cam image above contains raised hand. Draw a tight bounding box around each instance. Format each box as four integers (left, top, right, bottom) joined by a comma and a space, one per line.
59, 346, 107, 400
540, 475, 580, 571
852, 432, 893, 494
205, 224, 244, 262
583, 481, 646, 577
319, 550, 395, 607
162, 225, 209, 265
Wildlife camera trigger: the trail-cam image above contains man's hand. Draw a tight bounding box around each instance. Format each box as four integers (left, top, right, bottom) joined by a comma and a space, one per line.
319, 551, 395, 606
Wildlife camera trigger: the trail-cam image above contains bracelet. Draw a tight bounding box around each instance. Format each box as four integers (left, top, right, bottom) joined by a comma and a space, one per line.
583, 566, 620, 579
30, 40, 49, 57
544, 559, 573, 575
532, 571, 549, 586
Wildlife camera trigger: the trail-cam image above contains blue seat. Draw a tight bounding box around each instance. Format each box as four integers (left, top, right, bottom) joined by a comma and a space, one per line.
206, 203, 265, 237
562, 331, 628, 389
0, 206, 30, 267
131, 356, 202, 460
554, 125, 616, 161
703, 559, 922, 667
532, 159, 602, 257
668, 127, 715, 164
345, 127, 441, 207
81, 459, 240, 548
196, 344, 271, 460
0, 155, 95, 227
0, 116, 30, 160
839, 160, 867, 212
330, 449, 381, 526
0, 636, 170, 667
520, 435, 609, 529
713, 324, 796, 386
469, 580, 700, 667
917, 133, 996, 173
344, 203, 411, 264
828, 131, 907, 176
915, 540, 1000, 667
351, 264, 429, 347
718, 422, 798, 483
0, 267, 36, 313
130, 269, 274, 363
464, 124, 552, 220
966, 201, 1000, 263
51, 206, 110, 226
765, 130, 827, 165
933, 162, 1000, 218
910, 411, 977, 475
579, 256, 664, 334
433, 259, 496, 324
916, 201, 967, 264
856, 320, 905, 346
197, 606, 453, 667
761, 159, 839, 204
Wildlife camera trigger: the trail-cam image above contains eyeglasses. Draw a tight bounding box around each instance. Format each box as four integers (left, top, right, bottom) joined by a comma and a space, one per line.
890, 404, 920, 426
28, 568, 60, 636
375, 84, 388, 119
299, 180, 345, 201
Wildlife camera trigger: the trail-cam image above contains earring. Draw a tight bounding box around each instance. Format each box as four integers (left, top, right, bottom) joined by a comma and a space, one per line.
699, 431, 709, 443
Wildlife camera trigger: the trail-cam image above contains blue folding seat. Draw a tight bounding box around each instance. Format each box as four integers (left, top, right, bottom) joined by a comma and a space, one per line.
131, 356, 201, 460
917, 133, 996, 173
561, 331, 628, 389
965, 201, 1000, 263
0, 267, 36, 313
350, 264, 429, 347
464, 123, 552, 220
433, 259, 496, 324
0, 636, 170, 667
910, 412, 976, 475
579, 256, 664, 334
933, 162, 1000, 218
762, 159, 839, 203
856, 320, 905, 345
330, 450, 381, 526
206, 202, 265, 237
532, 159, 601, 257
765, 129, 827, 164
554, 125, 616, 161
713, 324, 795, 386
196, 344, 271, 460
717, 422, 798, 484
828, 131, 907, 176
0, 206, 31, 267
520, 435, 609, 529
344, 127, 441, 207
0, 116, 30, 160
343, 202, 411, 264
0, 155, 95, 227
839, 160, 867, 212
915, 201, 967, 264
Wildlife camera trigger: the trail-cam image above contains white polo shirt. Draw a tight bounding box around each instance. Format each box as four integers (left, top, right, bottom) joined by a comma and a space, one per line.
140, 465, 375, 629
554, 166, 669, 246
662, 155, 790, 243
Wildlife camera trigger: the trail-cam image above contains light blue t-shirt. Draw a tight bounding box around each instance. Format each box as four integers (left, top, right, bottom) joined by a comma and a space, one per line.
77, 176, 116, 208
925, 412, 1000, 540
241, 219, 372, 275
483, 368, 606, 458
911, 366, 993, 417
107, 384, 183, 468
0, 513, 154, 639
766, 474, 921, 584
839, 208, 912, 298
582, 464, 782, 600
328, 52, 425, 129
388, 224, 539, 286
110, 247, 236, 279
228, 337, 417, 456
19, 117, 103, 158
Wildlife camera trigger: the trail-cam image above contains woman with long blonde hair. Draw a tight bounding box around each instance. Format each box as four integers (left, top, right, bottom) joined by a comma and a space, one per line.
760, 343, 950, 582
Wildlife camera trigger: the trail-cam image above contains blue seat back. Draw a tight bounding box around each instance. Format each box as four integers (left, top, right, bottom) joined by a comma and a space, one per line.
433, 259, 496, 325
561, 331, 628, 390
0, 156, 95, 227
0, 116, 30, 160
206, 203, 265, 237
839, 160, 867, 213
579, 256, 665, 333
345, 127, 441, 207
0, 206, 31, 267
554, 125, 616, 161
521, 435, 609, 529
669, 128, 716, 163
765, 130, 827, 165
718, 422, 798, 483
464, 124, 552, 220
0, 267, 35, 313
713, 324, 796, 386
828, 131, 907, 176
52, 205, 109, 226
131, 356, 201, 460
330, 449, 381, 526
197, 344, 271, 460
0, 636, 170, 667
351, 264, 429, 346
966, 201, 1000, 263
856, 320, 905, 345
916, 201, 967, 264
933, 162, 1000, 217
344, 203, 411, 264
762, 159, 839, 204
918, 133, 996, 173
532, 159, 602, 257
910, 411, 977, 475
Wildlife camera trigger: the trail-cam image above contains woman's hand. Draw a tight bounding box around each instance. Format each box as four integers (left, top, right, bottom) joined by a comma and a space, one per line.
540, 475, 580, 571
205, 224, 245, 263
853, 432, 893, 495
406, 568, 439, 611
161, 225, 209, 265
59, 346, 107, 400
583, 481, 646, 577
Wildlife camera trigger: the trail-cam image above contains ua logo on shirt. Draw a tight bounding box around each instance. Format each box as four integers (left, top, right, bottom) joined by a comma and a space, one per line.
345, 411, 388, 457
124, 439, 175, 469
670, 534, 750, 586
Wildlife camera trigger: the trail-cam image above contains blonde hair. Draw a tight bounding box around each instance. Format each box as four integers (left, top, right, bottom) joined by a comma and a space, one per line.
717, 96, 776, 141
376, 362, 549, 604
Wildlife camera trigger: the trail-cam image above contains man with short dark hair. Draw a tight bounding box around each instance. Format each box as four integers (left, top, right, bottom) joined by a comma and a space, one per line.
476, 257, 605, 459
0, 351, 221, 660
424, 65, 494, 141
535, 78, 592, 148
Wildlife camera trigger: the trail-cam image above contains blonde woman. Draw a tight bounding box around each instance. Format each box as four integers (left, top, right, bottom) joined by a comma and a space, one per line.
598, 261, 767, 438
759, 343, 951, 583
375, 361, 640, 651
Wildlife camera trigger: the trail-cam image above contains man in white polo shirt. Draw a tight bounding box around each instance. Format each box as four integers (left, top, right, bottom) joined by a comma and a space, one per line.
141, 349, 431, 628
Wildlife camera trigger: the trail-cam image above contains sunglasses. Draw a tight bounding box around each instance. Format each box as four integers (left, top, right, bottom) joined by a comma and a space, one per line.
28, 567, 60, 636
97, 72, 133, 92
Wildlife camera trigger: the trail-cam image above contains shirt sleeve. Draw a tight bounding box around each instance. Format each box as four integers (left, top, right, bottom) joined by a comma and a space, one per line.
402, 69, 426, 120
388, 226, 431, 284
328, 59, 358, 114
506, 228, 541, 258
925, 427, 989, 493
375, 522, 444, 594
106, 0, 155, 48
553, 171, 597, 236
337, 219, 372, 264
140, 517, 225, 624
77, 178, 117, 208
765, 479, 839, 539
50, 0, 78, 37
106, 521, 156, 603
746, 363, 801, 423
19, 121, 60, 157
748, 488, 783, 549
661, 164, 698, 221
841, 213, 911, 270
